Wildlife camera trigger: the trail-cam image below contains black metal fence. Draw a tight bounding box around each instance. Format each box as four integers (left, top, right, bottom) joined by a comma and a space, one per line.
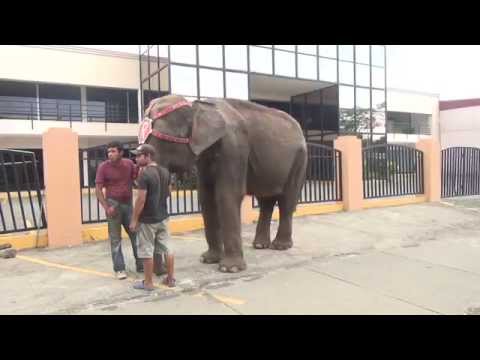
79, 143, 200, 224
0, 149, 47, 234
362, 144, 424, 199
253, 142, 342, 207
442, 147, 480, 198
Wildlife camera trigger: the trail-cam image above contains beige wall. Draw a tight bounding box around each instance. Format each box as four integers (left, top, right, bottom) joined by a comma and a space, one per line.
387, 88, 440, 143
0, 46, 143, 89
440, 106, 480, 149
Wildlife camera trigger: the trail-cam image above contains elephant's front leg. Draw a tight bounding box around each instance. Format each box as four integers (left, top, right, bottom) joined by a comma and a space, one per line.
217, 192, 246, 273
199, 184, 223, 264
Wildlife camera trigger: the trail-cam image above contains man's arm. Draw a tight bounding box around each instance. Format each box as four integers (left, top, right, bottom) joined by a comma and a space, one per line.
95, 184, 108, 210
130, 189, 146, 232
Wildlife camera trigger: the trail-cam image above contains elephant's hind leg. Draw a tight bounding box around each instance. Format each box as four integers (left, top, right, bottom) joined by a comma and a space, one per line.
253, 196, 277, 249
270, 196, 294, 250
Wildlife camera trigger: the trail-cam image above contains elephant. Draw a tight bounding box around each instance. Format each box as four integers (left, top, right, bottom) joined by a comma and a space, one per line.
142, 95, 307, 273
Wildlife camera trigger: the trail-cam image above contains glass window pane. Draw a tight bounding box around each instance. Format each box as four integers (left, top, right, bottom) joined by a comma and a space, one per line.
170, 65, 197, 97
298, 45, 317, 55
372, 66, 385, 88
41, 84, 82, 122
297, 54, 317, 80
372, 89, 386, 133
275, 45, 295, 51
339, 85, 354, 109
319, 58, 337, 82
355, 45, 370, 64
170, 45, 196, 64
198, 45, 223, 68
372, 45, 385, 67
249, 46, 273, 74
0, 80, 37, 120
319, 45, 337, 58
356, 87, 371, 133
225, 45, 247, 71
226, 72, 248, 100
199, 68, 224, 98
356, 63, 370, 87
339, 85, 354, 133
274, 50, 295, 77
339, 45, 353, 61
339, 61, 354, 84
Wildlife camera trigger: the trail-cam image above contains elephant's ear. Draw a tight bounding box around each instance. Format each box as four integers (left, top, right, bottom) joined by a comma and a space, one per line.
189, 100, 227, 156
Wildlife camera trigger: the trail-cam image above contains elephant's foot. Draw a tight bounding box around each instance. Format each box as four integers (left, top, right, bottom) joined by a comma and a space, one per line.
200, 249, 223, 264
218, 256, 247, 273
253, 235, 271, 249
270, 237, 293, 250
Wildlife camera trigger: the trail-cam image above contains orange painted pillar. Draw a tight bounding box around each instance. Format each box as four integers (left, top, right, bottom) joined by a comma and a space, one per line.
416, 139, 441, 202
42, 128, 82, 248
335, 136, 363, 211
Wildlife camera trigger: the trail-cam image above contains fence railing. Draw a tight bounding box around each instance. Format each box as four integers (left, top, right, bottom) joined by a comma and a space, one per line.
253, 142, 342, 207
0, 98, 138, 125
362, 144, 424, 199
0, 149, 47, 234
442, 147, 480, 198
79, 143, 201, 224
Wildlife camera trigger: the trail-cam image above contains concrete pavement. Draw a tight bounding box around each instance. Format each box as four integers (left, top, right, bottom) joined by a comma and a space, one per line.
2, 197, 480, 314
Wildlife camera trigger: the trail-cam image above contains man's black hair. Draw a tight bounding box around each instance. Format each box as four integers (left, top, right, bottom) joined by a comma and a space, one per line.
107, 141, 123, 152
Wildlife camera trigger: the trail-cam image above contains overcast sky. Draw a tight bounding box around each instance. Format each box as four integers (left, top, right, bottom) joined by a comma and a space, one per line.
78, 45, 480, 101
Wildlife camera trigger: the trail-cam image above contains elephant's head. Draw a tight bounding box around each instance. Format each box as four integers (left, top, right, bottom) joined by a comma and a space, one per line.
143, 95, 227, 174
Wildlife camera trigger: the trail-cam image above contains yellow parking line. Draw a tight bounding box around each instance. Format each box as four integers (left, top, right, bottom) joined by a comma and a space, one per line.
16, 254, 245, 304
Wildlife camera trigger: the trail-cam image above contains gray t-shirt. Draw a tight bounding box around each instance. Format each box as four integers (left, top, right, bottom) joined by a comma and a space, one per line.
136, 164, 170, 223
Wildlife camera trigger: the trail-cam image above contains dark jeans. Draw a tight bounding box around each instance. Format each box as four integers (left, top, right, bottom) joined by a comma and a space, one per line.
107, 199, 142, 272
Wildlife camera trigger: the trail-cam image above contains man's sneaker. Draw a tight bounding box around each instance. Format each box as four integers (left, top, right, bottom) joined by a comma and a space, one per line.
116, 271, 127, 280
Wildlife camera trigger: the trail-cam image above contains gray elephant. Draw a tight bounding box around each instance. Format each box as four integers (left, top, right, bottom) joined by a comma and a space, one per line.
141, 95, 307, 273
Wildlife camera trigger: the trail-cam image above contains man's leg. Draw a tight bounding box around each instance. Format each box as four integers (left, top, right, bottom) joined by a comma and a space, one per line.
120, 202, 143, 272
133, 223, 155, 291
107, 200, 125, 274
156, 220, 175, 287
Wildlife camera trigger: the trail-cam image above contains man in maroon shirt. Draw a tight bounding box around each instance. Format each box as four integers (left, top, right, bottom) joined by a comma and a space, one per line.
95, 141, 142, 279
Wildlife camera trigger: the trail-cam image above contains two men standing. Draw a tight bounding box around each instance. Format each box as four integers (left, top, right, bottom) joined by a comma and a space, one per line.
95, 142, 175, 290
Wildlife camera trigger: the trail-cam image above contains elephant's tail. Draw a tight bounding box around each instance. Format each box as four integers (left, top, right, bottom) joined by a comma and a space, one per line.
283, 145, 308, 213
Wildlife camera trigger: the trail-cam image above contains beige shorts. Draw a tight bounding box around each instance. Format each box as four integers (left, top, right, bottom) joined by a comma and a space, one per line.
136, 220, 173, 259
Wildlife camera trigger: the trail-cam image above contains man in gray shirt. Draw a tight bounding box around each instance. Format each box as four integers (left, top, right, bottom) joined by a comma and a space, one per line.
129, 144, 175, 291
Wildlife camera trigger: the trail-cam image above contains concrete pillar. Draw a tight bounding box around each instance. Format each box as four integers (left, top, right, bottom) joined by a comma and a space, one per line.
416, 138, 441, 202
42, 128, 82, 248
335, 135, 363, 211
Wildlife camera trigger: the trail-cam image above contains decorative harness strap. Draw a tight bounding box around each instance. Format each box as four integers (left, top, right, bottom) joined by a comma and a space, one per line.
139, 100, 192, 145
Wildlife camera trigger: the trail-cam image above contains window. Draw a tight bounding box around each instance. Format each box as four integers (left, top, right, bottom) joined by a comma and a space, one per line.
356, 63, 370, 87
372, 66, 385, 89
170, 65, 198, 97
339, 45, 354, 61
199, 68, 224, 98
356, 87, 371, 133
170, 45, 196, 64
372, 89, 386, 133
297, 54, 317, 80
319, 45, 337, 58
226, 72, 248, 100
198, 45, 223, 68
339, 61, 354, 84
249, 46, 273, 74
274, 45, 295, 51
319, 58, 337, 83
225, 45, 248, 71
355, 45, 370, 64
387, 111, 431, 135
274, 50, 295, 77
39, 84, 81, 121
339, 85, 355, 133
371, 45, 385, 67
86, 87, 130, 123
298, 45, 317, 55
0, 80, 37, 120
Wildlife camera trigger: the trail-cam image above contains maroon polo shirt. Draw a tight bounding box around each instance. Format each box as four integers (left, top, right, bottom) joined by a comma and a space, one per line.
95, 158, 138, 203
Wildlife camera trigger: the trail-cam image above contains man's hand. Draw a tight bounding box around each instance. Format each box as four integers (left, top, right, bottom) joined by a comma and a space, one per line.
106, 205, 117, 218
129, 219, 139, 233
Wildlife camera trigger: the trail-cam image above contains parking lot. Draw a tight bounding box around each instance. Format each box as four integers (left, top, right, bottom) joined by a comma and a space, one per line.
2, 197, 480, 315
